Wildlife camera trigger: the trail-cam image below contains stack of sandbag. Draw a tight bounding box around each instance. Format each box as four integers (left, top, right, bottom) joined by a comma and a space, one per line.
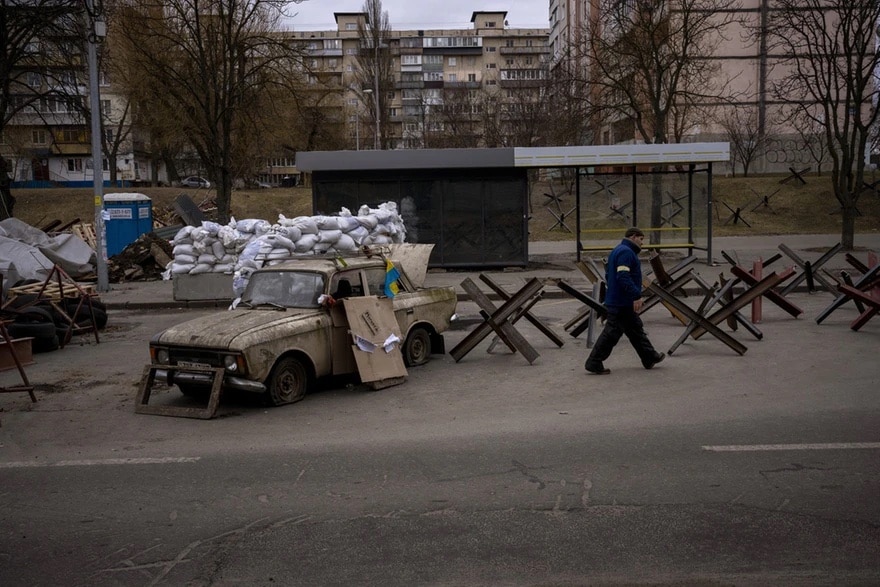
164, 202, 407, 295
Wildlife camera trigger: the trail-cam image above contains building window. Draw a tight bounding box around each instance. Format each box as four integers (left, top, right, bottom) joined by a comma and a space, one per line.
448, 73, 457, 82
328, 58, 338, 68
486, 46, 496, 52
67, 158, 83, 172
32, 130, 47, 144
104, 129, 114, 143
486, 63, 496, 69
27, 71, 41, 88
448, 57, 456, 66
99, 70, 110, 86
484, 21, 496, 27
100, 99, 111, 117
468, 73, 477, 82
506, 39, 514, 47
346, 23, 357, 30
486, 80, 497, 86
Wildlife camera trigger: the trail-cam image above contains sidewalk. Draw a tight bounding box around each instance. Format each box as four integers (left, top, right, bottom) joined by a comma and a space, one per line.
99, 233, 880, 310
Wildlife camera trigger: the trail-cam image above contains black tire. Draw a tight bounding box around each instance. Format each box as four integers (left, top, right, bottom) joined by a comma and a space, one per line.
61, 297, 106, 314
72, 307, 108, 330
12, 306, 54, 324
265, 356, 308, 406
4, 293, 41, 310
31, 333, 60, 353
403, 326, 432, 367
7, 321, 56, 340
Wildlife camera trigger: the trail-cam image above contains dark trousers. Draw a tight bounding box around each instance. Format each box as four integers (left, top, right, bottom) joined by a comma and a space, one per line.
587, 306, 658, 368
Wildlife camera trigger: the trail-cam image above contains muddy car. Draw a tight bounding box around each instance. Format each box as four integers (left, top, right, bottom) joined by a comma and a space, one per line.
147, 250, 457, 406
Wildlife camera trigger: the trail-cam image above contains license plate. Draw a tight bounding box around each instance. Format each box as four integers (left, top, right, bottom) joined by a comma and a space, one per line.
176, 360, 211, 369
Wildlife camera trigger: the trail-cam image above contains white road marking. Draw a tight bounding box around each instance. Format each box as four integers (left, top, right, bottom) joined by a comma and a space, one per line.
0, 457, 201, 468
702, 443, 880, 452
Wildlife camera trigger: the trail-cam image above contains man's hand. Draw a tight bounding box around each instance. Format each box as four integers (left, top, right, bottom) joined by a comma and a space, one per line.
633, 299, 644, 313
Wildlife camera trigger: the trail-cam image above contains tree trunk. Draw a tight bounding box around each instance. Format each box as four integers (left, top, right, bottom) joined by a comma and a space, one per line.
0, 156, 16, 220
840, 204, 856, 251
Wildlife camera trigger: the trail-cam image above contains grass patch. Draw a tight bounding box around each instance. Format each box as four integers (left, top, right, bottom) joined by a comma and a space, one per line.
11, 172, 880, 240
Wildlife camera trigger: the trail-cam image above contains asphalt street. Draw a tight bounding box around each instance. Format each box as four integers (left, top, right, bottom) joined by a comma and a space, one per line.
1, 288, 878, 586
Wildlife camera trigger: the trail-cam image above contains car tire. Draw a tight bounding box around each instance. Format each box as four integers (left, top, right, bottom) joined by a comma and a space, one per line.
403, 326, 431, 367
265, 357, 308, 406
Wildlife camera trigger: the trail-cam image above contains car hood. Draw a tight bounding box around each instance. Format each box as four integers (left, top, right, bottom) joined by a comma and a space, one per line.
156, 308, 321, 349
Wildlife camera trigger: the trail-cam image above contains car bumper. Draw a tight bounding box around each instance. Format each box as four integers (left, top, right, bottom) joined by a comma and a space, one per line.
155, 368, 266, 394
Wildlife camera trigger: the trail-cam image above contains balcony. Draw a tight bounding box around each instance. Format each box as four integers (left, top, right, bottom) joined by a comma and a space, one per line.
499, 46, 550, 55
422, 46, 482, 56
396, 80, 424, 89
443, 81, 482, 89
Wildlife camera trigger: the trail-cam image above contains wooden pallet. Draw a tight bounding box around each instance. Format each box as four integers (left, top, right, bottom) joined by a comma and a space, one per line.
71, 223, 97, 249
7, 280, 98, 303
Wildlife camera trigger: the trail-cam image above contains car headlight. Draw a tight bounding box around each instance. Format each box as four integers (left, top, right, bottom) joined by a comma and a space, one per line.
223, 355, 240, 373
152, 348, 169, 364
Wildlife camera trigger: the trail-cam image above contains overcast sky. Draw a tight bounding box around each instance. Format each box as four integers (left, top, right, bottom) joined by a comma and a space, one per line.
284, 0, 550, 30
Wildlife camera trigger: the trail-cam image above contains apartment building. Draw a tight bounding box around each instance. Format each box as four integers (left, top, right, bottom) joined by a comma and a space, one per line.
548, 0, 876, 173
285, 10, 550, 154
2, 34, 150, 189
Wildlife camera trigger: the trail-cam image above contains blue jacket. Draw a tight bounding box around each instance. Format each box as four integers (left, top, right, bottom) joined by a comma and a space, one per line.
604, 238, 643, 307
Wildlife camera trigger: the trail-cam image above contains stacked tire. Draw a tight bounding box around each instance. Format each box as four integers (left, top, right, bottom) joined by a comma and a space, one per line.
3, 291, 108, 353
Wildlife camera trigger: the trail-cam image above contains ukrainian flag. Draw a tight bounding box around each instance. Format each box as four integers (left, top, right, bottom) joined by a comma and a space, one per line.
384, 259, 401, 298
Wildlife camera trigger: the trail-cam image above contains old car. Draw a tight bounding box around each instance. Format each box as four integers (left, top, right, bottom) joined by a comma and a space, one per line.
147, 249, 457, 406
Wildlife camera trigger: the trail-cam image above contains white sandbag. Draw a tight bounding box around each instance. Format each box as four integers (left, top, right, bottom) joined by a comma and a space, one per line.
317, 216, 340, 230
197, 253, 217, 265
197, 221, 221, 236
276, 225, 302, 242
355, 213, 379, 230
266, 247, 292, 260
336, 215, 360, 232
172, 243, 195, 256
170, 262, 195, 274
189, 263, 215, 274
211, 240, 226, 258
346, 226, 370, 244
294, 233, 320, 252
263, 233, 296, 251
292, 216, 319, 235
317, 229, 342, 244
213, 263, 235, 273
173, 253, 197, 265
172, 226, 195, 245
334, 233, 357, 251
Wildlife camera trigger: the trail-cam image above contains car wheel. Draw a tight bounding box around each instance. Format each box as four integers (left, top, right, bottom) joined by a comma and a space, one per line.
403, 326, 431, 367
265, 357, 308, 406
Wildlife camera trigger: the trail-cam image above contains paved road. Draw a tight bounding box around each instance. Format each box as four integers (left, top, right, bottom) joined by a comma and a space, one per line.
1, 292, 878, 585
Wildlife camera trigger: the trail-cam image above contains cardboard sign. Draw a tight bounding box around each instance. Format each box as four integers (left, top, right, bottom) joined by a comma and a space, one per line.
342, 296, 407, 387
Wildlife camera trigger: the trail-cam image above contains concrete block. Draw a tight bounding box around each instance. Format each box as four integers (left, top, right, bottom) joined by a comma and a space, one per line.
173, 273, 234, 301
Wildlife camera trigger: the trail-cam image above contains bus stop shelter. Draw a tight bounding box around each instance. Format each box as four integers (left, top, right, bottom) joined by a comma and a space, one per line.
296, 143, 729, 268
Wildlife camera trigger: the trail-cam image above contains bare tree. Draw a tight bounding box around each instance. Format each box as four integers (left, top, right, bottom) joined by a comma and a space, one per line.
783, 105, 829, 177
765, 0, 880, 249
718, 106, 768, 177
0, 0, 82, 218
114, 0, 305, 223
354, 0, 393, 150
584, 0, 740, 238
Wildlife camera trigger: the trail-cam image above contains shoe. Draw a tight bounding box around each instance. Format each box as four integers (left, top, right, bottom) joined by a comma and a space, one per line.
645, 352, 666, 369
585, 361, 611, 375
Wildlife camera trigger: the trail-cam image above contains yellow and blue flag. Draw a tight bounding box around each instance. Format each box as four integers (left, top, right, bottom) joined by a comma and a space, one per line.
384, 259, 401, 298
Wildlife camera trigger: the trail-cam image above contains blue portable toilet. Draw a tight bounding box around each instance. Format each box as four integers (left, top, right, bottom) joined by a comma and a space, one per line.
103, 192, 153, 256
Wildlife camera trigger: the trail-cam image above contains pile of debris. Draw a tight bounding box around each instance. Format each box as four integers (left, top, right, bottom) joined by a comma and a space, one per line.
107, 232, 174, 282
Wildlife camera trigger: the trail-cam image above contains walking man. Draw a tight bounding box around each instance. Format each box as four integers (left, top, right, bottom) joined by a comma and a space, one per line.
585, 227, 665, 375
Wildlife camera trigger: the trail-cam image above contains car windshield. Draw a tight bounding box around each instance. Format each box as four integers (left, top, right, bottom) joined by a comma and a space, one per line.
240, 270, 325, 309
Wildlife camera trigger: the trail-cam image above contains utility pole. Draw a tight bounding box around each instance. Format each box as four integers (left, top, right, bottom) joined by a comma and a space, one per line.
85, 0, 109, 292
